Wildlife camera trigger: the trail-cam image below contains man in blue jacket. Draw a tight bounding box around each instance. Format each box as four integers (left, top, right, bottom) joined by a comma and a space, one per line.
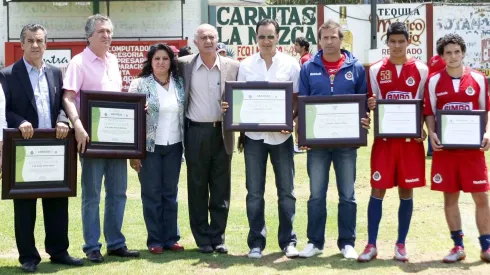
298, 19, 369, 259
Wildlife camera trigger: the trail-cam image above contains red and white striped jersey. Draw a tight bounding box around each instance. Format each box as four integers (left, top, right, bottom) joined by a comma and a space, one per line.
368, 57, 428, 100
423, 67, 489, 116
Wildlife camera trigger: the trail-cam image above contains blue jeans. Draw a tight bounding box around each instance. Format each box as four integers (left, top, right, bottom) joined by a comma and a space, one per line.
80, 157, 127, 254
244, 136, 297, 250
138, 143, 183, 249
306, 147, 357, 250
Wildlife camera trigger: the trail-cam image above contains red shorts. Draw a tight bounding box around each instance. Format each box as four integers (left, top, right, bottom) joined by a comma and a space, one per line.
371, 138, 426, 189
431, 150, 489, 193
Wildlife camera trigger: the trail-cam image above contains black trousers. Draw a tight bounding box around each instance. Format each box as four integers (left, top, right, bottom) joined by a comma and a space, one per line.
185, 121, 231, 246
14, 198, 69, 264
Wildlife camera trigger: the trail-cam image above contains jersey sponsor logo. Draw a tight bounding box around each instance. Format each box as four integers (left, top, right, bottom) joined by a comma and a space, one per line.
473, 180, 487, 184
380, 70, 392, 84
405, 178, 420, 183
433, 173, 443, 184
372, 171, 381, 181
386, 91, 412, 100
328, 69, 337, 73
466, 86, 475, 96
406, 77, 416, 87
310, 72, 322, 76
436, 91, 448, 97
345, 71, 353, 80
442, 102, 473, 111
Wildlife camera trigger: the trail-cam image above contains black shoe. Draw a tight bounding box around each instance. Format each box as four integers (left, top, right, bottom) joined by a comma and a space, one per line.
198, 245, 213, 254
213, 244, 228, 254
51, 254, 84, 266
87, 250, 104, 263
107, 246, 140, 257
21, 262, 37, 273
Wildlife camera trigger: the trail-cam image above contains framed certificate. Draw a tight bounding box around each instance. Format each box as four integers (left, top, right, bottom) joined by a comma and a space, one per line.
224, 81, 293, 132
297, 95, 368, 147
374, 99, 422, 138
1, 129, 77, 200
436, 110, 486, 149
80, 90, 146, 158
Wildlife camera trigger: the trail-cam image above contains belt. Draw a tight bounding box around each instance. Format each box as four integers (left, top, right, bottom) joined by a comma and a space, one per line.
188, 120, 222, 128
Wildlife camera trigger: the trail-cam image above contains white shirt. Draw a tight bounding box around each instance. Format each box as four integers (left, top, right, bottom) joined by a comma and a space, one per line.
186, 54, 222, 122
155, 78, 181, 145
24, 58, 52, 128
0, 85, 7, 141
237, 51, 300, 145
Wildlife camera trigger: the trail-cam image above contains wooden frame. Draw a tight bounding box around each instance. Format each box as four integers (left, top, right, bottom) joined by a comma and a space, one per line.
374, 99, 422, 138
224, 81, 293, 132
80, 90, 146, 158
298, 95, 368, 147
2, 129, 77, 200
436, 110, 486, 149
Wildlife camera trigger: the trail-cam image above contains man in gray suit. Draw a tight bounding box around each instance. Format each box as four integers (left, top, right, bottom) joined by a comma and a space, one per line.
178, 24, 239, 254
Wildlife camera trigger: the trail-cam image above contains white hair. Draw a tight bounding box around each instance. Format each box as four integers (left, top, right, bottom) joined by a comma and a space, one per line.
193, 24, 219, 41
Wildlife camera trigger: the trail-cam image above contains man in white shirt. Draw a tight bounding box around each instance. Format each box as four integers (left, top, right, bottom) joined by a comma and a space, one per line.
226, 19, 300, 259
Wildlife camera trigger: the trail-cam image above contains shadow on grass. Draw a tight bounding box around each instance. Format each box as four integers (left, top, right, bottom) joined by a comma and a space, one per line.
136, 249, 489, 272
0, 250, 487, 273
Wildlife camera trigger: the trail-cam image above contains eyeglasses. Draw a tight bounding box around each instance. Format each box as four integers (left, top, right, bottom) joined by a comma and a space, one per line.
258, 35, 276, 40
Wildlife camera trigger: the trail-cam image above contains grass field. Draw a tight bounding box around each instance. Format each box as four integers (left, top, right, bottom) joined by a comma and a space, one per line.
0, 133, 489, 274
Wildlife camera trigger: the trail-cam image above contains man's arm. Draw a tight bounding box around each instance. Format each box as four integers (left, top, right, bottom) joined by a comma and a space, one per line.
56, 70, 69, 125
0, 71, 27, 128
63, 90, 89, 152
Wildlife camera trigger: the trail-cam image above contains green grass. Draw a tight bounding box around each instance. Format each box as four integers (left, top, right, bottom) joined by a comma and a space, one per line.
0, 133, 489, 274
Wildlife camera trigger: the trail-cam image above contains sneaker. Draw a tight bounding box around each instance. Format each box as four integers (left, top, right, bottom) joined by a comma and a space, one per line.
394, 243, 409, 262
443, 246, 466, 263
299, 243, 323, 258
283, 245, 299, 258
248, 248, 262, 259
358, 244, 377, 262
341, 245, 358, 259
481, 248, 490, 263
294, 144, 303, 153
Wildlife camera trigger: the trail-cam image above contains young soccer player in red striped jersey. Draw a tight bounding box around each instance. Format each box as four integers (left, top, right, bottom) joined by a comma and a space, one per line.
424, 33, 490, 263
358, 22, 428, 263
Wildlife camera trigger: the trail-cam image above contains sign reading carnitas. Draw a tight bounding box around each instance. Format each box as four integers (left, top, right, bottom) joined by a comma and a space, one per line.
215, 5, 318, 61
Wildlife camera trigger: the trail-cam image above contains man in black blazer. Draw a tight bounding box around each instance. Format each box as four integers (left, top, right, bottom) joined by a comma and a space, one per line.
0, 24, 83, 273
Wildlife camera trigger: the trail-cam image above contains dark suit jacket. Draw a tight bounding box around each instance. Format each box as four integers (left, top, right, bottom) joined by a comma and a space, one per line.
178, 54, 239, 155
0, 59, 69, 128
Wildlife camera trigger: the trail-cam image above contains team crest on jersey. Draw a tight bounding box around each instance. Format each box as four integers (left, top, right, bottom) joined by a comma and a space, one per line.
386, 91, 412, 100
433, 173, 443, 184
372, 171, 382, 181
465, 86, 475, 96
345, 71, 353, 80
406, 77, 416, 86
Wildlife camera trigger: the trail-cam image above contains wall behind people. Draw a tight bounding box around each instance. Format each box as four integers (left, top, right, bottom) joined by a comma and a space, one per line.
0, 0, 203, 67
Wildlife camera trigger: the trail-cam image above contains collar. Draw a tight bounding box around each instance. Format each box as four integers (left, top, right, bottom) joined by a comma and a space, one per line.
255, 51, 280, 64
23, 57, 46, 73
84, 47, 110, 63
195, 54, 221, 70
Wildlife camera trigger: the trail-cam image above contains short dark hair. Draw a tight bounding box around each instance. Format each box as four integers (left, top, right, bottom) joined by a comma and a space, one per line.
295, 37, 310, 51
437, 34, 466, 56
317, 19, 343, 40
139, 43, 180, 81
435, 37, 444, 56
20, 23, 47, 43
178, 46, 192, 57
386, 22, 408, 42
255, 18, 280, 35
